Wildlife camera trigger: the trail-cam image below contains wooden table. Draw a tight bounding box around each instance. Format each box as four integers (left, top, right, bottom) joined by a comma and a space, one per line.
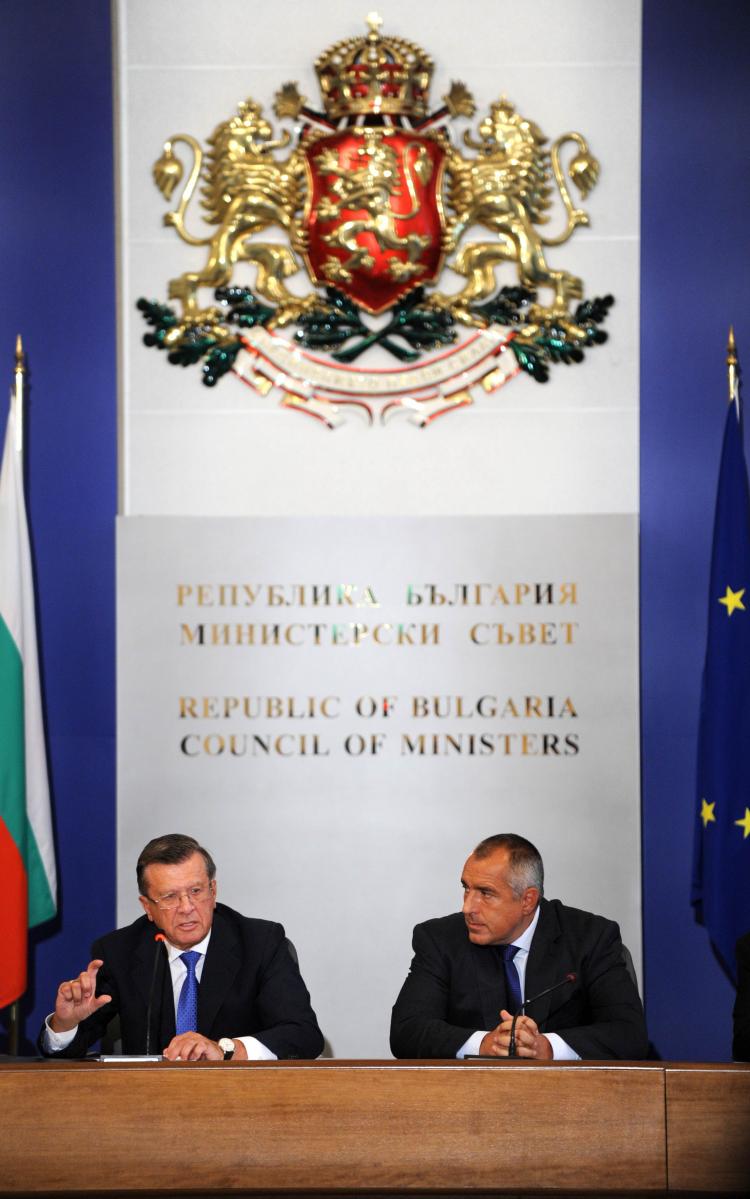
1, 1059, 748, 1196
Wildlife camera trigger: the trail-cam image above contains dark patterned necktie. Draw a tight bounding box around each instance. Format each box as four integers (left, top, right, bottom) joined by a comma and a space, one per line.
176, 950, 200, 1034
501, 944, 523, 1013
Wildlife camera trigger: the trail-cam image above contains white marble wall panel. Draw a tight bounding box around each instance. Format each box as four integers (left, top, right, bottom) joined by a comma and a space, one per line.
126, 406, 637, 516
117, 0, 641, 516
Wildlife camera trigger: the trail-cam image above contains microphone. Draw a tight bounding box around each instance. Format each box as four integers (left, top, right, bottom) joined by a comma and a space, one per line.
145, 933, 167, 1055
508, 972, 577, 1058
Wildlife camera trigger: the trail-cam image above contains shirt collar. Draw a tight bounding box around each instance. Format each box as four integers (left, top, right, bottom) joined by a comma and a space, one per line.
511, 904, 540, 956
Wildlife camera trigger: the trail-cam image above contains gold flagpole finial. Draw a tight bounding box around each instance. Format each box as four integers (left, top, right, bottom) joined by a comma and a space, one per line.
13, 334, 25, 453
727, 325, 738, 408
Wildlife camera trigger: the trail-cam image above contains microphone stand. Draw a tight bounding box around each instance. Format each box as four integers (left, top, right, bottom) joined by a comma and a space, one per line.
507, 973, 577, 1059
145, 934, 167, 1056
508, 1012, 521, 1059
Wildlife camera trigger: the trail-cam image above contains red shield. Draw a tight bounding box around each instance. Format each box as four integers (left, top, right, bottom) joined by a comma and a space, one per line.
303, 128, 445, 315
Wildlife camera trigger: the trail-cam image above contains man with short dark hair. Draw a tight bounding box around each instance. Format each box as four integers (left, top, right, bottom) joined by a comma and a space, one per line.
390, 833, 648, 1060
40, 833, 323, 1061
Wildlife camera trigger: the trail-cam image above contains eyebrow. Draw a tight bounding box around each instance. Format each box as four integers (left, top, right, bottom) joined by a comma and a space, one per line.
157, 880, 210, 895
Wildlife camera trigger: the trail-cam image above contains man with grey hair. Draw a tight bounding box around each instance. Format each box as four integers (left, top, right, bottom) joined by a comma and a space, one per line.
390, 833, 648, 1060
39, 833, 323, 1061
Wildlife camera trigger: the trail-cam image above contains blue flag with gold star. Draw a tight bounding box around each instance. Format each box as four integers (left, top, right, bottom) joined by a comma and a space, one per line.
692, 386, 750, 982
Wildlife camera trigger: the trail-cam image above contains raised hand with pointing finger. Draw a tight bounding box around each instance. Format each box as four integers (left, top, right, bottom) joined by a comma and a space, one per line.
50, 960, 112, 1033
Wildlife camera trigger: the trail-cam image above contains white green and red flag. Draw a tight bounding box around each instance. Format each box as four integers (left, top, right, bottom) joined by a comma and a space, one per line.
0, 393, 56, 1009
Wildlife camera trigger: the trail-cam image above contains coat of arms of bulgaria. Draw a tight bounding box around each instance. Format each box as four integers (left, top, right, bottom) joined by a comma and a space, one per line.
138, 15, 612, 428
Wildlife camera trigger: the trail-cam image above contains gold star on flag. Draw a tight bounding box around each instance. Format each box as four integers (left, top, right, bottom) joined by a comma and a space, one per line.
700, 798, 716, 827
735, 808, 750, 839
718, 585, 746, 616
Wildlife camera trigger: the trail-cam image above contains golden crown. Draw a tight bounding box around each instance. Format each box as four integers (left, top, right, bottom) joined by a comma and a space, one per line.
315, 14, 433, 120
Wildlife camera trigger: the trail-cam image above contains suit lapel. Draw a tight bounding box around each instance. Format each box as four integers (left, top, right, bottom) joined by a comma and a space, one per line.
158, 960, 176, 1046
131, 928, 174, 1049
469, 941, 509, 1029
198, 907, 241, 1036
133, 933, 160, 1009
524, 900, 569, 1028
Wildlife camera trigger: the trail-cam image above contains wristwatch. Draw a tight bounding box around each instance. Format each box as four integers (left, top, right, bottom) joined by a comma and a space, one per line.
218, 1037, 236, 1060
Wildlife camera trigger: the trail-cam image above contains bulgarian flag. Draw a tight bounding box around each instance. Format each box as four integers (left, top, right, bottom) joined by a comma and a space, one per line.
0, 388, 57, 1009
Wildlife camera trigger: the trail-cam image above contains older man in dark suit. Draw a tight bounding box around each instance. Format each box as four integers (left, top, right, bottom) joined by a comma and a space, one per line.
40, 833, 323, 1061
391, 833, 648, 1060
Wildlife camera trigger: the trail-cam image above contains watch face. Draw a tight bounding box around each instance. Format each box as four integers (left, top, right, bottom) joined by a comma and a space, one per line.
219, 1038, 235, 1057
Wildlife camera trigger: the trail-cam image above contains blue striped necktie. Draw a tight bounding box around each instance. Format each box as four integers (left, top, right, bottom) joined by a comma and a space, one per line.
176, 950, 200, 1034
501, 944, 523, 1013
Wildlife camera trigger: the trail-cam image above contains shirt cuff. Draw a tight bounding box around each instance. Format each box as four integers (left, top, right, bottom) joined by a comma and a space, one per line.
544, 1032, 580, 1060
457, 1031, 487, 1059
42, 1014, 78, 1052
236, 1036, 277, 1061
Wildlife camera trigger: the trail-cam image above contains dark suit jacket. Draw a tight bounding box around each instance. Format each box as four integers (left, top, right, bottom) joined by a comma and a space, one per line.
390, 899, 648, 1060
39, 902, 323, 1059
733, 930, 750, 1061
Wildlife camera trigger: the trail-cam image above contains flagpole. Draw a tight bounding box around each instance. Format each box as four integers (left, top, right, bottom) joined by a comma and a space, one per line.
6, 335, 26, 1050
1, 334, 57, 1047
6, 337, 26, 1055
7, 1002, 20, 1056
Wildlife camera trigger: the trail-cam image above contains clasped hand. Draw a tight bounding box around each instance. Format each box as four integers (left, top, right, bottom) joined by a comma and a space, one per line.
479, 1009, 553, 1059
162, 1033, 248, 1061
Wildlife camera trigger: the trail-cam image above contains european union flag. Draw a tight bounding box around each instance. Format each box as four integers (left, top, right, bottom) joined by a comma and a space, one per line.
692, 379, 750, 982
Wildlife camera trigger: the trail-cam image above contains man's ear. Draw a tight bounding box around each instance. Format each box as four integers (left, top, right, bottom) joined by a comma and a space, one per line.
139, 894, 154, 923
522, 887, 540, 915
